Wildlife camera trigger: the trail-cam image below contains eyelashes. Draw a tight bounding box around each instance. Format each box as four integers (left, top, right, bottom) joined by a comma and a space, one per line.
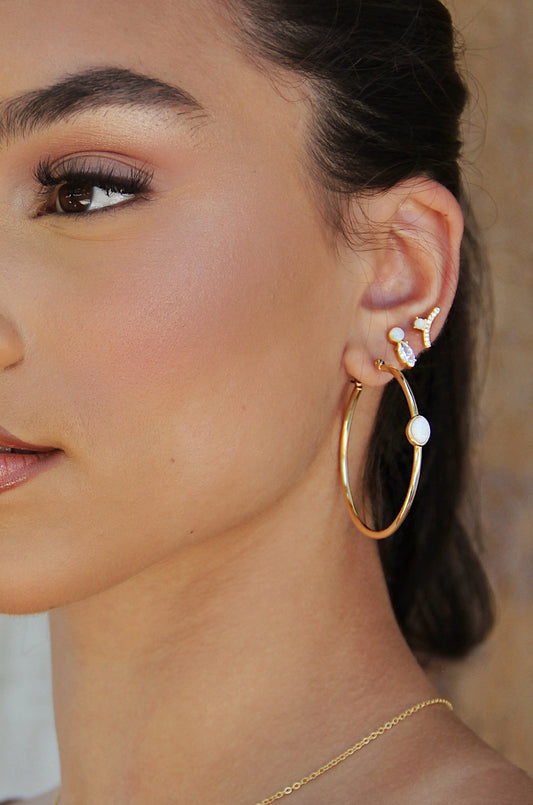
33, 156, 154, 217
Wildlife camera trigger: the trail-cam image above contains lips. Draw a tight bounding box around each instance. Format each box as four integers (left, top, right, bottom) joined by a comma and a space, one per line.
0, 427, 61, 493
0, 424, 58, 453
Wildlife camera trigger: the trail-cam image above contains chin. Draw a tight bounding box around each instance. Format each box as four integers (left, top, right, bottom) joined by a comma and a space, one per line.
0, 596, 54, 617
0, 566, 82, 616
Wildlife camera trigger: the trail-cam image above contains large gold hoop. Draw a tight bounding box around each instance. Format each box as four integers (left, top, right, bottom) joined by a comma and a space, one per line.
339, 361, 431, 539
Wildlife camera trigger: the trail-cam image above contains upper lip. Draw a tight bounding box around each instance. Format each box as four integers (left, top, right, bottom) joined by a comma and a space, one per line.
0, 425, 58, 453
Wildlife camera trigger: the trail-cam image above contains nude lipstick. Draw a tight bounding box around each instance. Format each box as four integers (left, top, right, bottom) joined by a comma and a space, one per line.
0, 428, 61, 493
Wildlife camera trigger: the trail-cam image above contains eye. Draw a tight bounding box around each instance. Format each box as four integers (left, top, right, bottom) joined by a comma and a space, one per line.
34, 156, 153, 217
53, 182, 136, 214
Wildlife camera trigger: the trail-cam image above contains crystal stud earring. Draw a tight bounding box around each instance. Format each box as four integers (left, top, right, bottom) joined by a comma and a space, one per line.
388, 327, 417, 369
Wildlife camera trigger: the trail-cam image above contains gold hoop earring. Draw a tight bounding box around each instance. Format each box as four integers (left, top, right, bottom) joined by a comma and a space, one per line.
339, 361, 431, 539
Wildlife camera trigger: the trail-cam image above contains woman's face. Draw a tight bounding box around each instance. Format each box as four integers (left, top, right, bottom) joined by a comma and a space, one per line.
0, 0, 355, 611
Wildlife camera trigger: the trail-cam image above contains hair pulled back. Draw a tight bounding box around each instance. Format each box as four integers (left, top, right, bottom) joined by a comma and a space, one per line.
225, 0, 493, 658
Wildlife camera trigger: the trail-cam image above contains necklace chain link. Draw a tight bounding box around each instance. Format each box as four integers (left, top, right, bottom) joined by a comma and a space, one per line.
254, 698, 452, 804
53, 697, 452, 805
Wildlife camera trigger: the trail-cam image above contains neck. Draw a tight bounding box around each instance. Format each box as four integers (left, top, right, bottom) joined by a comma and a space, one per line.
50, 490, 434, 805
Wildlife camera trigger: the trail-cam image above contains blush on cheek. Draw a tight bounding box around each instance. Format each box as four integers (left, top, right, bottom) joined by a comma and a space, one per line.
49, 151, 332, 522
85, 192, 303, 389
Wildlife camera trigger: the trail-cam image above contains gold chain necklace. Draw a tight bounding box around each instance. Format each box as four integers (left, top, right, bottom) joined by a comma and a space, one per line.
53, 697, 451, 805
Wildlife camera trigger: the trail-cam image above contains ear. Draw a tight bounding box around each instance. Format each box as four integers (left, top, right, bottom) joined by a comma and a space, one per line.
341, 178, 463, 386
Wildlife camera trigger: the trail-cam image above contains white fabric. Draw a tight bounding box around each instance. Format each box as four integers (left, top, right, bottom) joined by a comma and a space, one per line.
0, 615, 60, 799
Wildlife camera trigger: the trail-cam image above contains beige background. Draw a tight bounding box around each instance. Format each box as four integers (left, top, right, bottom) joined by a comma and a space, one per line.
433, 0, 533, 775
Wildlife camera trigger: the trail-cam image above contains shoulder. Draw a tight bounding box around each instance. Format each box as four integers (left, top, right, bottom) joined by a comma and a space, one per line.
374, 714, 533, 805
376, 755, 533, 805
408, 739, 533, 805
428, 712, 533, 804
445, 760, 533, 804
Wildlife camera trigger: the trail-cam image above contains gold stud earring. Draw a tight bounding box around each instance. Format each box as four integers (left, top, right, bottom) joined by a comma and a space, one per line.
388, 327, 417, 369
413, 306, 441, 349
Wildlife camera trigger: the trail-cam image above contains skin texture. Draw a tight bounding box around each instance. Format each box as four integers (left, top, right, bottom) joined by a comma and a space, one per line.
0, 1, 531, 803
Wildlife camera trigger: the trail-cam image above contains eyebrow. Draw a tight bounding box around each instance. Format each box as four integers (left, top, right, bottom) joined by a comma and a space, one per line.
0, 66, 208, 144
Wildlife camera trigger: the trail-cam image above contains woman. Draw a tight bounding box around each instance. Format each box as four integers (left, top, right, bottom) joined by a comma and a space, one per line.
0, 0, 531, 802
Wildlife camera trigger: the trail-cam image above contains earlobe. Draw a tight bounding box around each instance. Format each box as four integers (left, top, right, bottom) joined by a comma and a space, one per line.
342, 178, 463, 386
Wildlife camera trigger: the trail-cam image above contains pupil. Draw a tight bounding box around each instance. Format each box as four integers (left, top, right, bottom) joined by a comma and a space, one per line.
57, 184, 93, 213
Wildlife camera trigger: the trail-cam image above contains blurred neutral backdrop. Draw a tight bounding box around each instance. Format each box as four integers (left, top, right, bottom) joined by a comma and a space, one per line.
0, 615, 59, 798
432, 0, 533, 776
0, 0, 531, 798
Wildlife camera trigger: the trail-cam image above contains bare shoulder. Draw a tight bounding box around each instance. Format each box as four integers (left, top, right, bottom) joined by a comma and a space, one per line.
367, 713, 533, 805
417, 723, 533, 805
447, 758, 533, 804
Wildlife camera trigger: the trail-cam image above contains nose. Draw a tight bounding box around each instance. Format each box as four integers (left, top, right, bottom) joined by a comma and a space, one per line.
0, 311, 24, 369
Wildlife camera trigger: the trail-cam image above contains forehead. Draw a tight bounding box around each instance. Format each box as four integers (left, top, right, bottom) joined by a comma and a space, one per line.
1, 0, 245, 109
0, 0, 312, 164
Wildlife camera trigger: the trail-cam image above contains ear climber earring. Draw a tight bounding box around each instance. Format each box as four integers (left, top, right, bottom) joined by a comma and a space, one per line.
388, 326, 417, 369
413, 306, 441, 349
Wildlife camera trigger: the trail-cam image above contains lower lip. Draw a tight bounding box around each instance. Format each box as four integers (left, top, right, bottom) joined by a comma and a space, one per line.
0, 450, 62, 494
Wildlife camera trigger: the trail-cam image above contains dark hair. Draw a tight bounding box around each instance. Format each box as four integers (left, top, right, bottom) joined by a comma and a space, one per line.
224, 0, 494, 658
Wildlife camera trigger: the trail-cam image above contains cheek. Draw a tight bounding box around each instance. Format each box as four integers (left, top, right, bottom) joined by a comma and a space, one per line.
36, 175, 339, 555
55, 177, 328, 414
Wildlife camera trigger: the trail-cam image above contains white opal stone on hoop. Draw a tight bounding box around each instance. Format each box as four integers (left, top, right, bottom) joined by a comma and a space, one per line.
406, 414, 431, 446
388, 326, 417, 369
